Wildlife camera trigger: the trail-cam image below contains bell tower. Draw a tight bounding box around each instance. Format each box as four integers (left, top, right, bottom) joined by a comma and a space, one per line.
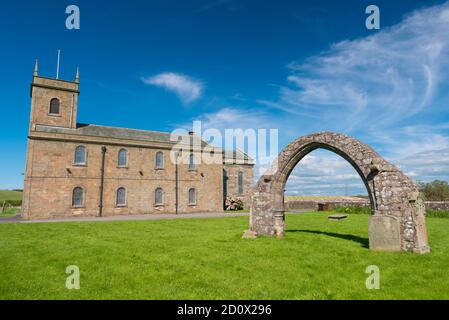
29, 60, 80, 131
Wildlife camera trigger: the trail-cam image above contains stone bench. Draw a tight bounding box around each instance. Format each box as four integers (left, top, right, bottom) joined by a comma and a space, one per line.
328, 214, 348, 221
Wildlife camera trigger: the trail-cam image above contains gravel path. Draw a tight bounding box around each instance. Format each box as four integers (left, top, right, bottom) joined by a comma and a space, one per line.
0, 210, 312, 225
0, 212, 249, 224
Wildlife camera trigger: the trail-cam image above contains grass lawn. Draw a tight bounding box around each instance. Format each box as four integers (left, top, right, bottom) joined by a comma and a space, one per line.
0, 190, 22, 202
0, 212, 448, 300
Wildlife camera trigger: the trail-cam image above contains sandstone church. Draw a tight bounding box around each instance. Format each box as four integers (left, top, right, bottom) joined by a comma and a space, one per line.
22, 62, 253, 219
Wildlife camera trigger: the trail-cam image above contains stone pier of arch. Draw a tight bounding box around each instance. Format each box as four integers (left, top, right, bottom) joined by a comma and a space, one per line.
246, 132, 430, 254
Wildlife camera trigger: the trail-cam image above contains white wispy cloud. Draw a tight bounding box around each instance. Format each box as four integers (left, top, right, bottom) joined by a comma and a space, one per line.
373, 124, 449, 183
175, 2, 449, 195
262, 2, 449, 194
285, 151, 367, 196
142, 72, 203, 104
270, 2, 449, 131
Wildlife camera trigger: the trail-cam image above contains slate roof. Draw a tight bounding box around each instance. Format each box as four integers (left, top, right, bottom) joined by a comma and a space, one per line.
223, 149, 253, 163
34, 123, 254, 164
35, 123, 204, 145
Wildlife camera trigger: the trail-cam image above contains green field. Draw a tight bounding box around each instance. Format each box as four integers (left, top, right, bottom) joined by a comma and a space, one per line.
0, 207, 20, 217
0, 190, 22, 217
0, 212, 448, 300
0, 190, 22, 202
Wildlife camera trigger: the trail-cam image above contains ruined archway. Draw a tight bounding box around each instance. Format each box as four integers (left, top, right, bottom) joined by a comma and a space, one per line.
248, 132, 430, 254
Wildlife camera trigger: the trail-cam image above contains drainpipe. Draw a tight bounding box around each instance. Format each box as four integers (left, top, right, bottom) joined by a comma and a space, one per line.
99, 146, 107, 217
69, 94, 74, 128
175, 152, 179, 215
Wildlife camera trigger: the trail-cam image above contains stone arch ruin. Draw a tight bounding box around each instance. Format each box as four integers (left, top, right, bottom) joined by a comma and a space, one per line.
248, 132, 430, 254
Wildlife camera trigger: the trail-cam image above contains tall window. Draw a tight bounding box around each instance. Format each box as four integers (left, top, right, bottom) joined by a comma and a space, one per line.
49, 98, 60, 115
118, 149, 128, 167
188, 188, 196, 205
155, 188, 163, 205
72, 187, 84, 207
238, 172, 244, 195
156, 151, 164, 169
74, 146, 86, 165
188, 153, 196, 170
116, 187, 126, 206
223, 169, 228, 199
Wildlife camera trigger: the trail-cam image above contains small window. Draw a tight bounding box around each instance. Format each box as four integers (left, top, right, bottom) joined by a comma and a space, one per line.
238, 172, 244, 195
116, 187, 126, 206
49, 98, 60, 115
188, 188, 196, 205
72, 187, 84, 207
156, 151, 164, 169
118, 149, 128, 167
74, 146, 86, 165
188, 153, 196, 171
155, 188, 163, 205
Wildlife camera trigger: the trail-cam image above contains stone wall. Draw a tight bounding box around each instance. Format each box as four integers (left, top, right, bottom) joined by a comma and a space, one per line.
425, 201, 449, 211
23, 139, 226, 219
223, 164, 254, 209
285, 199, 449, 212
284, 200, 318, 210
30, 76, 79, 130
285, 199, 370, 211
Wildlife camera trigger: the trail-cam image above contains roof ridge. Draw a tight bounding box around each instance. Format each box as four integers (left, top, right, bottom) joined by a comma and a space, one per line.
80, 123, 172, 136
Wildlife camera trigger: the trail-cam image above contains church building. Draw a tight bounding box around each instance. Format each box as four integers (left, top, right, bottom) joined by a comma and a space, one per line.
22, 62, 253, 219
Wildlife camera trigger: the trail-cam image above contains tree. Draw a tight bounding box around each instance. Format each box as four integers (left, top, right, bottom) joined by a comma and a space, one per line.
419, 180, 449, 201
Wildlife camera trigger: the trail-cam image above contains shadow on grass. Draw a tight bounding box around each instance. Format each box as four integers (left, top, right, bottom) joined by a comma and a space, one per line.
286, 229, 369, 248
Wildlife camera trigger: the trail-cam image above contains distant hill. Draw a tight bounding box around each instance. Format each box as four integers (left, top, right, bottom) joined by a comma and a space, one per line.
0, 190, 23, 201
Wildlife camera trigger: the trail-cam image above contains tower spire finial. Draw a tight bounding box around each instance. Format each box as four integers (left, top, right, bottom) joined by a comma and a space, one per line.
75, 67, 79, 83
34, 59, 39, 77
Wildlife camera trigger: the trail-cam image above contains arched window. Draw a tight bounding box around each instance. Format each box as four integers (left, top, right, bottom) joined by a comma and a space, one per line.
49, 98, 60, 115
155, 188, 163, 205
156, 151, 164, 169
72, 187, 84, 207
188, 153, 196, 171
74, 146, 86, 165
188, 188, 196, 205
238, 172, 244, 195
116, 187, 127, 206
118, 149, 128, 167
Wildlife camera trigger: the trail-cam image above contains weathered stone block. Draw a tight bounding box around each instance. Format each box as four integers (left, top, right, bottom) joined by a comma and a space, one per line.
369, 215, 401, 252
242, 230, 258, 239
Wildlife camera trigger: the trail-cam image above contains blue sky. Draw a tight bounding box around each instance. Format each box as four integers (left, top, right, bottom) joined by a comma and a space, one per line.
1, 0, 449, 195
